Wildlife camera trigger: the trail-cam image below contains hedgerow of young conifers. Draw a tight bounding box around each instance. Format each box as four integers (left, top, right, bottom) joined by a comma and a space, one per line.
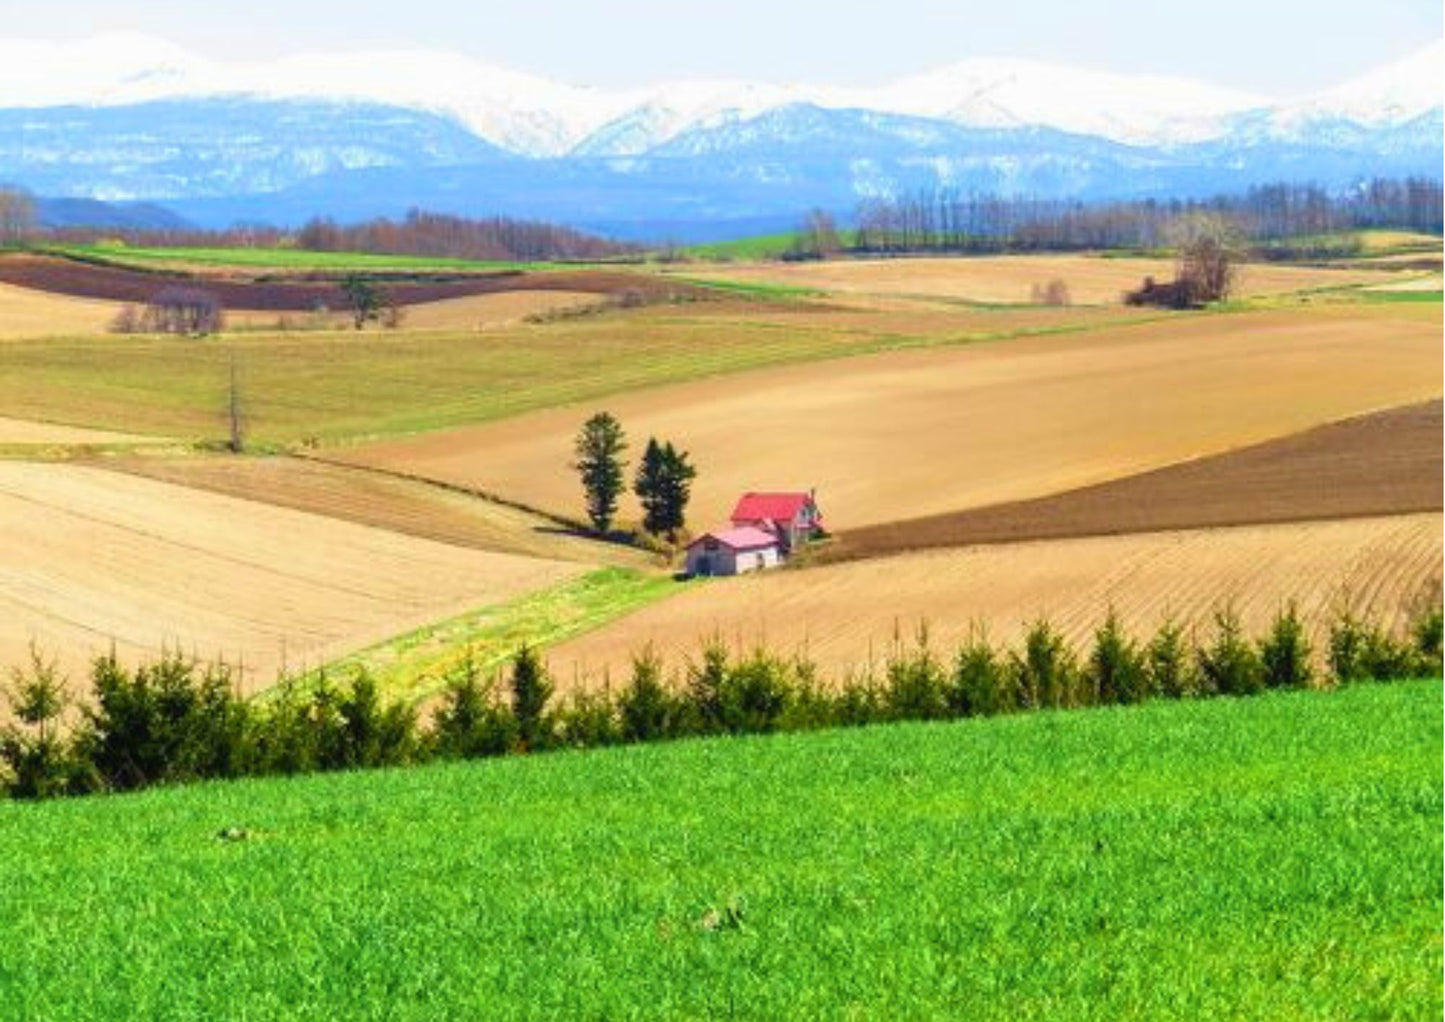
1, 599, 1440, 800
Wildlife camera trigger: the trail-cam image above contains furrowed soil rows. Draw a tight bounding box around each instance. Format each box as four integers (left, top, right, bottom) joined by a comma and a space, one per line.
337, 305, 1442, 530
0, 462, 578, 689
552, 514, 1443, 687
835, 401, 1443, 558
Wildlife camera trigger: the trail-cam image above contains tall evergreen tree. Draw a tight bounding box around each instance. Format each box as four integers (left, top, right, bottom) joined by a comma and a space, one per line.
510, 646, 554, 753
571, 412, 628, 534
634, 438, 697, 542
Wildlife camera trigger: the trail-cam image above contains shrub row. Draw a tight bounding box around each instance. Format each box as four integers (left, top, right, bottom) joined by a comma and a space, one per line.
3, 602, 1440, 800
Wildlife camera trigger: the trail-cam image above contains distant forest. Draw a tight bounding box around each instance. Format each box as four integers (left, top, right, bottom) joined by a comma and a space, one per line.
41, 208, 641, 263
807, 178, 1444, 258
18, 177, 1444, 261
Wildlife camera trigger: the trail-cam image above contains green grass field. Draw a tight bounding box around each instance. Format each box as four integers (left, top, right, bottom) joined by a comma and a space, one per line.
1, 680, 1437, 1020
682, 230, 862, 261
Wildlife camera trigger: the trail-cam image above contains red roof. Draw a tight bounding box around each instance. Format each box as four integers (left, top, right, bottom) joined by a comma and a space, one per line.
688, 526, 780, 552
731, 491, 814, 523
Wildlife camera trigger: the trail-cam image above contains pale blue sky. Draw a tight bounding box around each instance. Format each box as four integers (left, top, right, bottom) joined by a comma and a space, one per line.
3, 0, 1440, 93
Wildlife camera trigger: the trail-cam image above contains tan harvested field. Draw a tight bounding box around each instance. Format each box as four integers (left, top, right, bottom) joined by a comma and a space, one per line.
398, 290, 603, 329
552, 514, 1443, 687
0, 281, 125, 339
0, 461, 578, 688
104, 454, 651, 566
836, 401, 1443, 558
336, 304, 1443, 531
672, 255, 1403, 305
0, 415, 166, 446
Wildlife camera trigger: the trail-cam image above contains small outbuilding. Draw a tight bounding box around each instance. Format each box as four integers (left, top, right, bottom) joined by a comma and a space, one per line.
684, 526, 782, 577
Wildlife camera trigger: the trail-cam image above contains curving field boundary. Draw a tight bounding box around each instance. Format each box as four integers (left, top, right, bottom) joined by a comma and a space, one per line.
832, 400, 1443, 560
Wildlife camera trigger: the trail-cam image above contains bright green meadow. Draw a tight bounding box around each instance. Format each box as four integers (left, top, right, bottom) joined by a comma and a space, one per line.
0, 680, 1438, 1020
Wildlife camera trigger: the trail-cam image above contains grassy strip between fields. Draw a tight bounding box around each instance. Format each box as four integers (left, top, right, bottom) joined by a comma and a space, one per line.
0, 680, 1438, 1020
291, 566, 683, 704
1358, 288, 1444, 303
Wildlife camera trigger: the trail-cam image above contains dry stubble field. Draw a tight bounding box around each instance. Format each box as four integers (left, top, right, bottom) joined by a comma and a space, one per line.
336, 302, 1442, 531
0, 461, 579, 689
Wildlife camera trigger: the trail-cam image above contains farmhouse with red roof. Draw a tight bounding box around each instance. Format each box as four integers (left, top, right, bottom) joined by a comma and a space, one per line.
685, 490, 824, 576
730, 490, 823, 553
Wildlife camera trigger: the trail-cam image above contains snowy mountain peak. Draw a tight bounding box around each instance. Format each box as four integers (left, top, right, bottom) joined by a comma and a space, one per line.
874, 58, 1268, 145
1284, 40, 1444, 126
0, 32, 1439, 157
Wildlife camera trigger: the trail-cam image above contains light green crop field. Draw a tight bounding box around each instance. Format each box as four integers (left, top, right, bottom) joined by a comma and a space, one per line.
681, 230, 859, 261
50, 244, 568, 274
0, 681, 1438, 1020
0, 302, 1128, 446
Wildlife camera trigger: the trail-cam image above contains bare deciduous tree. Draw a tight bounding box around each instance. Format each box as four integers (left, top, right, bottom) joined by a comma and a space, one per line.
790, 209, 842, 261
0, 187, 37, 246
1030, 279, 1071, 306
1171, 213, 1239, 304
143, 287, 225, 335
226, 349, 245, 453
109, 306, 141, 334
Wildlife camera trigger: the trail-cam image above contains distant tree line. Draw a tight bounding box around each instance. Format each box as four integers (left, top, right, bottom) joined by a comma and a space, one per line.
791, 178, 1443, 259
3, 596, 1439, 800
30, 206, 638, 263
294, 209, 639, 262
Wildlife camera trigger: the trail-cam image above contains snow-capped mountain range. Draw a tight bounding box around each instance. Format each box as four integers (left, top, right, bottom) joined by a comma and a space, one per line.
0, 33, 1439, 235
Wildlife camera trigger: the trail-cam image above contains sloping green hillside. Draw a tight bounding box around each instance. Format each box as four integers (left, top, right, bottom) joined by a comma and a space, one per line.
1, 681, 1439, 1020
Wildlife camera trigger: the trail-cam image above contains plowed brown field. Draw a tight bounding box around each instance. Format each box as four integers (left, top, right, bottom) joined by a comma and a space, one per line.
672, 254, 1403, 305
0, 462, 578, 688
552, 514, 1443, 687
336, 304, 1442, 530
835, 401, 1443, 557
